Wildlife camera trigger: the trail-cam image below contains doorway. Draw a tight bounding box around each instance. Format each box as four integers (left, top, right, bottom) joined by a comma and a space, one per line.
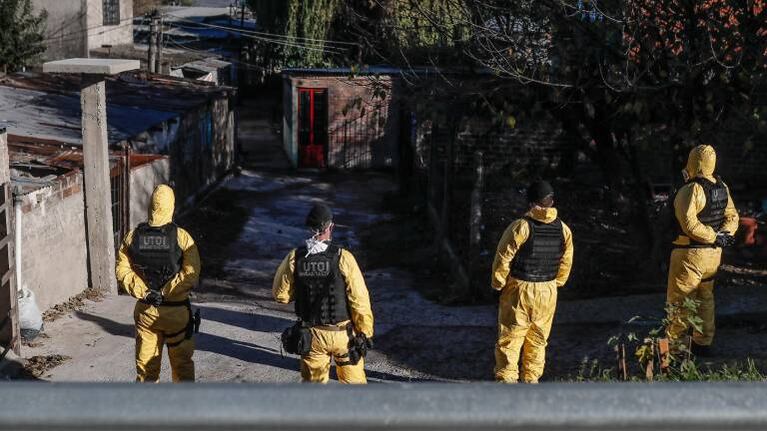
297, 88, 328, 168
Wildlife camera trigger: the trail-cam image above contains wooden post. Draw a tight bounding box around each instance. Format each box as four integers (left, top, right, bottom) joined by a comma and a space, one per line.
81, 79, 118, 293
0, 128, 20, 356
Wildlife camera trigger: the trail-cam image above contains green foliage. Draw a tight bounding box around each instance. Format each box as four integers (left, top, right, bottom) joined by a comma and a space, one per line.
577, 299, 767, 382
248, 0, 469, 69
389, 0, 468, 49
0, 0, 47, 72
572, 357, 766, 382
574, 357, 616, 382
249, 0, 342, 68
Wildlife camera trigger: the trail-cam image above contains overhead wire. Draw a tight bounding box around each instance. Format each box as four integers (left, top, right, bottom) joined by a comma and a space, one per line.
163, 19, 348, 54
42, 14, 136, 43
163, 13, 358, 47
166, 39, 264, 71
162, 15, 352, 54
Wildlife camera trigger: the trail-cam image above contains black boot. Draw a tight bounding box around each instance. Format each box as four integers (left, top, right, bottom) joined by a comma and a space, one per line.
691, 343, 712, 357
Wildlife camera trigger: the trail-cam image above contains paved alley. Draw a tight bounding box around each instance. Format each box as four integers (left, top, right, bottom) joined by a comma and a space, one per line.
15, 99, 767, 383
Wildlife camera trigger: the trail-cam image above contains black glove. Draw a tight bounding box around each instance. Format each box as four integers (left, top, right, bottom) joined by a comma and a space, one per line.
714, 233, 735, 248
144, 291, 163, 307
345, 333, 373, 366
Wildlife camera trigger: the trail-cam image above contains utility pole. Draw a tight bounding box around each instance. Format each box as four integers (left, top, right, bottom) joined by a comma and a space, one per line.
43, 59, 140, 294
156, 13, 164, 74
240, 0, 245, 28
148, 10, 159, 73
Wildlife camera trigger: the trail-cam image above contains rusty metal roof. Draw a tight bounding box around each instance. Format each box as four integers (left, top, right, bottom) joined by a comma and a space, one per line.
7, 134, 165, 193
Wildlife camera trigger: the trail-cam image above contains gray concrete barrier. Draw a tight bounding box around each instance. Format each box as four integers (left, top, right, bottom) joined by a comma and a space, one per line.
1, 382, 767, 430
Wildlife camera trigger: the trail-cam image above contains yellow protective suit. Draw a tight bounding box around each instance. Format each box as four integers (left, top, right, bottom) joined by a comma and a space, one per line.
491, 206, 574, 383
273, 248, 374, 384
116, 185, 201, 382
666, 145, 738, 347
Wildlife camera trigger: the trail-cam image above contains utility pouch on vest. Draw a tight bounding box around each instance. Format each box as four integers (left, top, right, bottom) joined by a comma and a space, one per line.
281, 321, 312, 356
185, 308, 201, 340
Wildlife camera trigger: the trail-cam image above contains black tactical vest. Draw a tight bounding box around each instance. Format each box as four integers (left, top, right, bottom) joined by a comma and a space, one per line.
676, 176, 729, 246
510, 217, 565, 282
294, 244, 350, 326
128, 223, 183, 291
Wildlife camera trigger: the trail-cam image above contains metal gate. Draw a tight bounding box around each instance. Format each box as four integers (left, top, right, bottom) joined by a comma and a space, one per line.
109, 149, 130, 252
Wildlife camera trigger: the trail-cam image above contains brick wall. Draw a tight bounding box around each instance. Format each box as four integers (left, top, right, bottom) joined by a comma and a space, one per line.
285, 75, 400, 169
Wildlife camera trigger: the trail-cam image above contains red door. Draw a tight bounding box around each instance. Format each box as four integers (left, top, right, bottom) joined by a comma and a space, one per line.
297, 88, 328, 168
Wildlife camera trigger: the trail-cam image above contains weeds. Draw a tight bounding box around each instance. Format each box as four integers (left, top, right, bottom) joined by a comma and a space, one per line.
572, 299, 767, 382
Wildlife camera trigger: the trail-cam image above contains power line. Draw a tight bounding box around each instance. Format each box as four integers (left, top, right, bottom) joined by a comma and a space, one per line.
163, 14, 357, 49
163, 18, 348, 54
166, 39, 264, 72
42, 14, 136, 43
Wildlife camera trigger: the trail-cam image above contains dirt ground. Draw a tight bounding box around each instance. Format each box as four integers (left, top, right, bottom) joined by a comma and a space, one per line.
9, 96, 767, 383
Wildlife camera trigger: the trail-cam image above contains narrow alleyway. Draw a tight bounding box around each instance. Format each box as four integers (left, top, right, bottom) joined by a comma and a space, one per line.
15, 98, 767, 383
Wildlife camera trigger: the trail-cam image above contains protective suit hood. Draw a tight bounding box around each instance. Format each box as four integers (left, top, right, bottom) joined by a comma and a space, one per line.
527, 206, 558, 223
684, 145, 717, 181
148, 185, 175, 227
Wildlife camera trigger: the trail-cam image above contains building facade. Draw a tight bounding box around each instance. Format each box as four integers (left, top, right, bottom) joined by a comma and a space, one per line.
33, 0, 134, 61
282, 68, 401, 170
0, 70, 236, 312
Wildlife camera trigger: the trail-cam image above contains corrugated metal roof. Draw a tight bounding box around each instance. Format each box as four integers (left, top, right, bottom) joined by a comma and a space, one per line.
179, 57, 232, 74
0, 71, 234, 148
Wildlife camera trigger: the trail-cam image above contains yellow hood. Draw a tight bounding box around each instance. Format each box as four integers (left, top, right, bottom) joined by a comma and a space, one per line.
148, 184, 175, 227
684, 145, 717, 181
527, 206, 558, 223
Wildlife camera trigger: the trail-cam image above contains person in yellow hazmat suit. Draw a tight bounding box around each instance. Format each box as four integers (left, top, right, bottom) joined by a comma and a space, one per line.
116, 184, 201, 382
491, 180, 574, 383
273, 203, 374, 384
666, 144, 738, 356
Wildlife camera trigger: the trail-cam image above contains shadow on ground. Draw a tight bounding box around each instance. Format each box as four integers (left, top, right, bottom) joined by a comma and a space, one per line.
195, 306, 292, 332
374, 322, 621, 381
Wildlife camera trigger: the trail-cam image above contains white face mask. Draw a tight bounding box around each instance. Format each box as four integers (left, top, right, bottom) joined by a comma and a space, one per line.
305, 236, 329, 257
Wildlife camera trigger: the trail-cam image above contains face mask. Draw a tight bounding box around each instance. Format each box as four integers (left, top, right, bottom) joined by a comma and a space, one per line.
305, 237, 329, 257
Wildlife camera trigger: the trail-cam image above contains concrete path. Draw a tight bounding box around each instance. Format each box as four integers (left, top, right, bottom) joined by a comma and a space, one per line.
15, 98, 767, 382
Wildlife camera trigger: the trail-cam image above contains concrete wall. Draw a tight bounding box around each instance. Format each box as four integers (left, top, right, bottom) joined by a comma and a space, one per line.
129, 157, 170, 229
17, 172, 88, 313
33, 0, 134, 62
284, 74, 399, 169
168, 95, 236, 206
33, 0, 88, 61
86, 0, 134, 50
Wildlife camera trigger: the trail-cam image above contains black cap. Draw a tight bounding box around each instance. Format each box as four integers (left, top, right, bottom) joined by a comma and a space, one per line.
306, 203, 333, 231
527, 180, 554, 204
